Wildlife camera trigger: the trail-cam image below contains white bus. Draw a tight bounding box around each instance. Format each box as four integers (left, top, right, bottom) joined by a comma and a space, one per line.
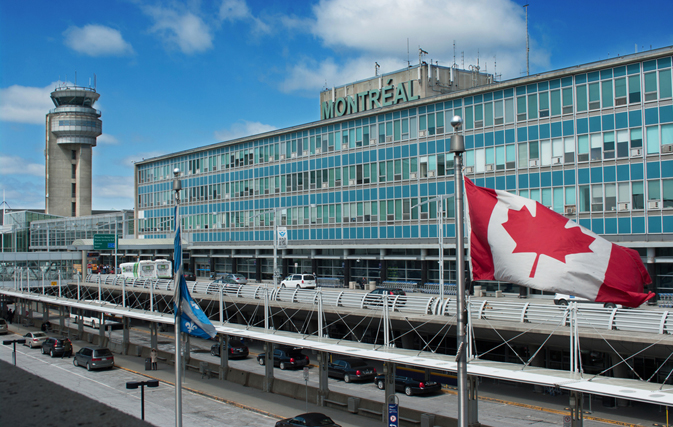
69, 301, 123, 330
120, 260, 172, 279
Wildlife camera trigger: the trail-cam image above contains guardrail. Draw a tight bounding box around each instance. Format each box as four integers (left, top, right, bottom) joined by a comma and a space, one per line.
80, 275, 672, 335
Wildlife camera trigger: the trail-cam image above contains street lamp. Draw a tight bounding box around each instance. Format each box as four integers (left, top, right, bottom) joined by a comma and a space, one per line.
3, 339, 26, 365
126, 379, 159, 420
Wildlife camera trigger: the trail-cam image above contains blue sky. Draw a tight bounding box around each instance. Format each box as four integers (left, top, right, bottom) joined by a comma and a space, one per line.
1, 0, 672, 211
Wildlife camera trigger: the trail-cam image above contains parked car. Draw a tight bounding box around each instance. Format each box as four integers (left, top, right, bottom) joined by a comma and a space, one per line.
554, 293, 620, 309
365, 288, 407, 307
256, 346, 309, 370
0, 318, 8, 334
328, 358, 377, 383
23, 331, 48, 348
275, 412, 341, 427
210, 339, 249, 359
224, 273, 248, 285
374, 374, 441, 396
183, 272, 197, 281
280, 274, 317, 289
41, 337, 73, 357
73, 346, 115, 371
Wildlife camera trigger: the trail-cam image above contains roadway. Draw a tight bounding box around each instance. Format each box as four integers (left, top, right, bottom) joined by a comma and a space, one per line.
2, 319, 666, 427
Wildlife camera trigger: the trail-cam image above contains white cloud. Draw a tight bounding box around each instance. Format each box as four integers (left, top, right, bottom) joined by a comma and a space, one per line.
92, 175, 134, 210
219, 0, 251, 21
303, 0, 547, 80
214, 121, 277, 141
97, 134, 118, 145
0, 155, 44, 177
145, 6, 213, 54
0, 176, 44, 210
0, 82, 56, 124
63, 24, 134, 57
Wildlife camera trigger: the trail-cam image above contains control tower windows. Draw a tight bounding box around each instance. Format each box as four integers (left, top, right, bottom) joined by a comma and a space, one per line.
71, 150, 77, 160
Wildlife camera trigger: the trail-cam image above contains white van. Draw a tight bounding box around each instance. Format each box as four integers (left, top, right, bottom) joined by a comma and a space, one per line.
554, 293, 619, 309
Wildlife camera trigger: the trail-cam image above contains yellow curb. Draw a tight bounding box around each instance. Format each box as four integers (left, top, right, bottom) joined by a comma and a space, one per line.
116, 365, 283, 420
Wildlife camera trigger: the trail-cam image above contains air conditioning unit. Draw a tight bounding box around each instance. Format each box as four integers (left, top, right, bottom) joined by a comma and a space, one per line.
428, 170, 435, 177
349, 179, 356, 185
322, 182, 328, 188
370, 138, 378, 144
465, 166, 474, 173
437, 127, 444, 134
280, 154, 286, 160
268, 156, 274, 162
648, 200, 661, 209
342, 143, 349, 150
564, 205, 576, 215
618, 202, 630, 211
303, 150, 309, 156
420, 212, 429, 219
291, 152, 297, 158
552, 157, 562, 164
419, 130, 427, 137
662, 144, 673, 153
385, 136, 393, 142
485, 164, 494, 171
224, 194, 230, 199
410, 172, 417, 179
631, 148, 642, 157
529, 159, 539, 167
315, 147, 321, 154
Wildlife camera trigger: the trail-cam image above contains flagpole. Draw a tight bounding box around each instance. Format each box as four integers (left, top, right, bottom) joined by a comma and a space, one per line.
450, 116, 468, 427
172, 168, 183, 427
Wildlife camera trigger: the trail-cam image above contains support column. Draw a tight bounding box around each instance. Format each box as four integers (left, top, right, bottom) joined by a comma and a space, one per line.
42, 302, 49, 323
264, 342, 274, 392
59, 306, 65, 333
570, 391, 584, 426
384, 362, 396, 421
317, 352, 329, 406
467, 375, 480, 427
99, 316, 105, 344
122, 316, 130, 355
220, 335, 229, 380
78, 308, 84, 338
150, 323, 158, 350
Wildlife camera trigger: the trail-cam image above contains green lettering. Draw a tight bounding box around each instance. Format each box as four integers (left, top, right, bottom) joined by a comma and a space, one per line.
393, 84, 408, 104
335, 97, 347, 116
321, 101, 334, 120
357, 91, 368, 111
369, 89, 381, 110
346, 95, 357, 115
382, 79, 395, 106
407, 80, 420, 101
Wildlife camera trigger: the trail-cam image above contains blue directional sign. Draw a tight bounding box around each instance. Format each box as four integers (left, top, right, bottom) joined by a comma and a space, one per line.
388, 403, 399, 427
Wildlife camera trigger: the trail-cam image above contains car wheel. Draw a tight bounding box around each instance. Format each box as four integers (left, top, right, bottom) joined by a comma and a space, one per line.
73, 358, 78, 367
50, 349, 55, 358
604, 303, 617, 309
279, 362, 287, 370
281, 283, 286, 288
377, 380, 385, 390
86, 362, 92, 371
344, 374, 351, 383
211, 349, 217, 356
258, 357, 265, 366
405, 386, 413, 396
557, 299, 568, 306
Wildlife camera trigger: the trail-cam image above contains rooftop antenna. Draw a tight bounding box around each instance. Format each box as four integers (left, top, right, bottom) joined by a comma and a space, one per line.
461, 51, 464, 69
94, 73, 97, 90
375, 62, 380, 76
453, 40, 457, 68
407, 38, 410, 67
524, 4, 529, 76
419, 47, 428, 65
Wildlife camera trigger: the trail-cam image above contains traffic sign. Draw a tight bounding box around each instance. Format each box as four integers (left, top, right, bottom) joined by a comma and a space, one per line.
563, 415, 571, 427
277, 227, 288, 249
93, 234, 116, 250
388, 403, 399, 427
303, 366, 310, 381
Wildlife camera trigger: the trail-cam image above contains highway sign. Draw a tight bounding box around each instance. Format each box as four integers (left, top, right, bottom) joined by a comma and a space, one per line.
93, 234, 116, 250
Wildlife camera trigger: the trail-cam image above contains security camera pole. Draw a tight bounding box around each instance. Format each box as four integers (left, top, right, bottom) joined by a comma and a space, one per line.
449, 115, 468, 426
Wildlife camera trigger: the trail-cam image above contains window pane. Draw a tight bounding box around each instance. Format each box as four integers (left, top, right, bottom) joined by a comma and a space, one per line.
550, 90, 561, 115
628, 75, 641, 103
576, 85, 587, 112
527, 94, 538, 119
632, 181, 644, 209
646, 126, 659, 154
602, 81, 614, 107
648, 180, 660, 201
660, 69, 672, 98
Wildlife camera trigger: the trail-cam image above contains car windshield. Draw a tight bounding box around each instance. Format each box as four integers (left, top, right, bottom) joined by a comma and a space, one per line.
349, 360, 368, 367
288, 350, 305, 358
230, 340, 245, 347
94, 349, 112, 357
34, 332, 47, 338
304, 275, 315, 280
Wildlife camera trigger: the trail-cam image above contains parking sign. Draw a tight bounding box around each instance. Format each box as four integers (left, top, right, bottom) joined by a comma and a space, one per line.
388, 403, 399, 427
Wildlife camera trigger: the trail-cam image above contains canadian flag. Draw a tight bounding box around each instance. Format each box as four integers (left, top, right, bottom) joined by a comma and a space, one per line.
464, 177, 654, 308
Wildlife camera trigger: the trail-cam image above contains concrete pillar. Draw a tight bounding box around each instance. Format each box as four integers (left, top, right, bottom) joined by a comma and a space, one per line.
122, 317, 129, 355
264, 342, 274, 392
467, 375, 479, 427
99, 316, 105, 344
220, 335, 229, 380
42, 302, 49, 323
150, 323, 158, 350
317, 352, 329, 406
570, 391, 584, 426
59, 306, 65, 332
78, 308, 84, 337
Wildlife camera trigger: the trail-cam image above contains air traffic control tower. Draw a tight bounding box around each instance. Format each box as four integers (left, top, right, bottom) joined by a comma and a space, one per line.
45, 85, 102, 217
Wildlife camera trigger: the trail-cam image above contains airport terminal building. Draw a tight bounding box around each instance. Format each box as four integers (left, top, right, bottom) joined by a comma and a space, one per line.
134, 47, 673, 295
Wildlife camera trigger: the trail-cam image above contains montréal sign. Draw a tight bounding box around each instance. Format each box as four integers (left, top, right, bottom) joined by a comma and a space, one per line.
321, 78, 419, 120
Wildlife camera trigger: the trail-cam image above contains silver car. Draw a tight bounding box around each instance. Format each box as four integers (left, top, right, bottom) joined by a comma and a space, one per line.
225, 273, 248, 285
23, 331, 48, 348
73, 346, 115, 371
0, 318, 8, 334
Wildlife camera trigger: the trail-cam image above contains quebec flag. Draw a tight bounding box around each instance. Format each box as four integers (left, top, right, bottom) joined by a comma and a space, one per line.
173, 206, 216, 339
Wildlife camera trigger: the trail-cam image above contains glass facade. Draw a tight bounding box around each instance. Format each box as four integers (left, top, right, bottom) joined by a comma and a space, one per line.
135, 49, 673, 289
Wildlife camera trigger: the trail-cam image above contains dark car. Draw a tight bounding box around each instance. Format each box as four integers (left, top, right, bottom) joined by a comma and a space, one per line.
374, 374, 441, 396
275, 412, 341, 427
210, 339, 249, 359
328, 358, 377, 383
365, 288, 407, 307
73, 346, 114, 371
257, 346, 309, 370
183, 272, 197, 281
41, 337, 73, 357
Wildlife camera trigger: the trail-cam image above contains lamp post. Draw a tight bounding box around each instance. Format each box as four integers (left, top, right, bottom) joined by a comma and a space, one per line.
172, 168, 183, 427
126, 379, 159, 420
449, 115, 468, 427
412, 195, 450, 301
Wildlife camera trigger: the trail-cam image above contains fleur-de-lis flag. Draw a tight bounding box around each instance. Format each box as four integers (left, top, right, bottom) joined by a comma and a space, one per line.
173, 206, 216, 339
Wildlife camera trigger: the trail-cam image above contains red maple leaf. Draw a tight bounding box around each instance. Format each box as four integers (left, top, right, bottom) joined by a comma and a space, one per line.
501, 203, 595, 278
